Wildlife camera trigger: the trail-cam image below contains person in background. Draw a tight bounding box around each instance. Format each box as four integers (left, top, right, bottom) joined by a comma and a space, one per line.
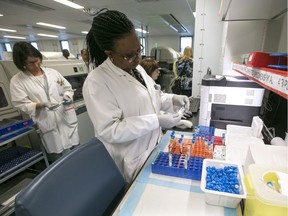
173, 46, 193, 96
83, 9, 190, 183
140, 58, 160, 81
81, 48, 95, 72
10, 42, 79, 162
62, 49, 70, 59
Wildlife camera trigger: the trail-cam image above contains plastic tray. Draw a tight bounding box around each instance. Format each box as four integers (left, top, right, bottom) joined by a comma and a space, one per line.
0, 119, 34, 143
0, 146, 41, 178
0, 122, 19, 137
17, 119, 34, 129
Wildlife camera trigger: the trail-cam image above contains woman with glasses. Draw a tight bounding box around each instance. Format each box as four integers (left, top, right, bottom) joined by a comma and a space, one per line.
10, 42, 79, 162
83, 9, 190, 183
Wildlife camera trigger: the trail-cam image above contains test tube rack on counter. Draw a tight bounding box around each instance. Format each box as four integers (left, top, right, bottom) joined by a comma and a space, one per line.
152, 127, 224, 181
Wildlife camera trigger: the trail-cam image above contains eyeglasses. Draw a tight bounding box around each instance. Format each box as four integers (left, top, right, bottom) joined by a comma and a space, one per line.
113, 45, 144, 63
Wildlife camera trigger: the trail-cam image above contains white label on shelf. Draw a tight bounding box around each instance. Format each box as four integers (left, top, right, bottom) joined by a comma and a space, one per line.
233, 64, 288, 99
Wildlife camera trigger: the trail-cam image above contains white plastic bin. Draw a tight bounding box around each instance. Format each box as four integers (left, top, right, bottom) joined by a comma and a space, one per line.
200, 159, 247, 208
225, 134, 264, 166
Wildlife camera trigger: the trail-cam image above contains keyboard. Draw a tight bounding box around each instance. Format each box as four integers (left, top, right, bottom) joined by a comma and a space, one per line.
189, 97, 200, 113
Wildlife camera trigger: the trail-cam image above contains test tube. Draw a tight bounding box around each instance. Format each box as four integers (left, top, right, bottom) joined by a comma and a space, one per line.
222, 133, 226, 145
208, 141, 213, 158
184, 155, 188, 169
187, 145, 191, 160
179, 138, 183, 154
169, 152, 172, 167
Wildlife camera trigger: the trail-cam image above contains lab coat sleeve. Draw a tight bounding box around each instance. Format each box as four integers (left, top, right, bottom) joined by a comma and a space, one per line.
83, 74, 159, 144
10, 74, 37, 116
160, 92, 175, 113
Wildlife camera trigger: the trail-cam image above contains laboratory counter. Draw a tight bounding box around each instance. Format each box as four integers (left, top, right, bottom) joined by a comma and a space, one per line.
112, 130, 242, 216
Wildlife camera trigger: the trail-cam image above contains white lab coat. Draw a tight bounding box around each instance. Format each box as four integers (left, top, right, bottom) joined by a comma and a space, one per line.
10, 67, 79, 153
83, 58, 175, 183
84, 61, 96, 73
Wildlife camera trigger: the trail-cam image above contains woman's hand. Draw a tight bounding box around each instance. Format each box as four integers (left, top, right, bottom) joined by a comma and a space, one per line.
172, 95, 190, 110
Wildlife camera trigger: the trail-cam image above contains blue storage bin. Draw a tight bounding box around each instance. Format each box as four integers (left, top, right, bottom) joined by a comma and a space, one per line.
17, 119, 34, 129
0, 122, 19, 137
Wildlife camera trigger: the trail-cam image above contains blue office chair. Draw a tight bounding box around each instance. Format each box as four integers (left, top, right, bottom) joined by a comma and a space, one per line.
15, 138, 127, 216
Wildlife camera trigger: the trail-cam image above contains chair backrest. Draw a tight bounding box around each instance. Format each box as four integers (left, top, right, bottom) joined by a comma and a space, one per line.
15, 138, 126, 216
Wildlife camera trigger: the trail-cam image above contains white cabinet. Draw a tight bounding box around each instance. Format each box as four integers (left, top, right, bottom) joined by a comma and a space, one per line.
219, 0, 287, 21
219, 0, 287, 75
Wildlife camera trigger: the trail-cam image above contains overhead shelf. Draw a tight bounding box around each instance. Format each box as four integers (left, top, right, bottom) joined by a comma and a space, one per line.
232, 63, 288, 99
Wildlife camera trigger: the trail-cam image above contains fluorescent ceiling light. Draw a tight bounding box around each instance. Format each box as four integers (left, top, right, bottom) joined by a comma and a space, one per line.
160, 14, 188, 33
0, 28, 17, 32
0, 14, 3, 16
167, 25, 178, 32
81, 31, 88, 34
37, 22, 66, 29
37, 33, 58, 38
53, 0, 84, 9
135, 28, 149, 34
4, 35, 26, 39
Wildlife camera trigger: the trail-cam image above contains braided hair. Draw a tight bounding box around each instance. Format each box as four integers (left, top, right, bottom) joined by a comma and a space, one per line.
86, 9, 135, 67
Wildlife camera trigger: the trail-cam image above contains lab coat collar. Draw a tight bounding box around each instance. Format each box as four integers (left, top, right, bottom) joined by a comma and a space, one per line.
105, 57, 129, 77
103, 58, 159, 114
23, 67, 48, 77
105, 58, 146, 88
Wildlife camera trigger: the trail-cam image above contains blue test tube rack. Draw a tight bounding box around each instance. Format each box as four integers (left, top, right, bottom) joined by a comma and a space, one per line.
151, 151, 204, 181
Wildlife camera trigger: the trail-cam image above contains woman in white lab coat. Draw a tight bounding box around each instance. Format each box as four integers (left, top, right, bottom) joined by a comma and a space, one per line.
10, 42, 79, 160
83, 9, 189, 183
